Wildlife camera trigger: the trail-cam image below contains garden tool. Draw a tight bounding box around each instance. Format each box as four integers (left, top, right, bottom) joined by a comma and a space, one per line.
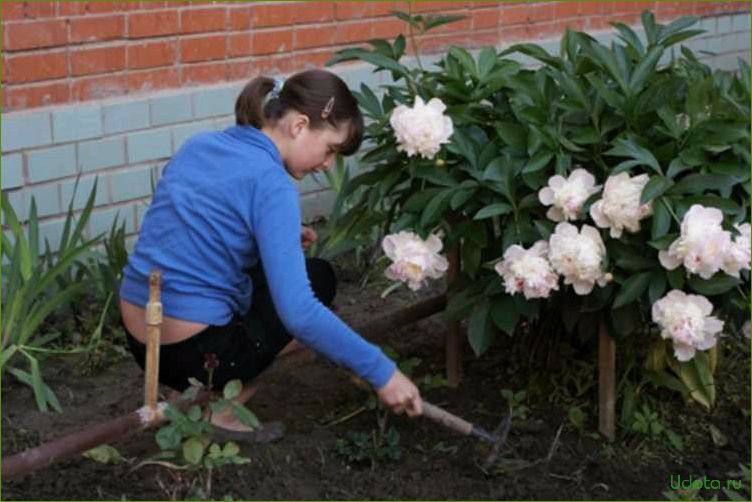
422, 400, 511, 468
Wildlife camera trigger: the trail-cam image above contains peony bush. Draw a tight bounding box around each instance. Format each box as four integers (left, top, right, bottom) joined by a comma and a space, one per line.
328, 10, 750, 410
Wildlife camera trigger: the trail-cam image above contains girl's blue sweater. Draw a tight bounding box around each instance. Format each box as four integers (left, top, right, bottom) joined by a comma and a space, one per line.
120, 126, 396, 389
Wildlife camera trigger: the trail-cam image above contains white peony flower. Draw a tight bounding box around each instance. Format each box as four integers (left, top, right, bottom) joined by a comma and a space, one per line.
538, 168, 601, 222
652, 289, 723, 362
548, 222, 610, 295
382, 231, 449, 291
494, 241, 559, 299
658, 205, 732, 279
722, 222, 751, 278
589, 172, 652, 238
389, 96, 453, 159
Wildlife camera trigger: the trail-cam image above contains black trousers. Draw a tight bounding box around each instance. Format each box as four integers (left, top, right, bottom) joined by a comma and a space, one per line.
125, 258, 336, 391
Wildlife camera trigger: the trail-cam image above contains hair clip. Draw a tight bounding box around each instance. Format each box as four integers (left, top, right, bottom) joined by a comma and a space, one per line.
321, 96, 335, 119
269, 77, 285, 100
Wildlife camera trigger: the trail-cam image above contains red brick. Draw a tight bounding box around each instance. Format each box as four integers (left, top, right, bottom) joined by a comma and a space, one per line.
2, 2, 25, 21
70, 15, 125, 43
127, 10, 178, 38
296, 49, 335, 69
468, 32, 501, 48
6, 52, 68, 84
181, 61, 226, 85
500, 25, 531, 42
553, 2, 580, 19
419, 33, 470, 53
4, 82, 70, 110
579, 2, 601, 17
296, 2, 334, 23
334, 21, 372, 45
252, 3, 296, 27
58, 2, 88, 16
527, 2, 553, 22
180, 6, 226, 34
228, 33, 252, 57
4, 20, 68, 51
251, 29, 293, 55
368, 2, 404, 17
294, 25, 335, 50
25, 2, 56, 18
251, 54, 296, 76
227, 58, 253, 80
228, 4, 253, 30
127, 40, 176, 69
472, 8, 501, 31
71, 46, 126, 76
127, 67, 179, 92
371, 18, 403, 39
413, 1, 467, 13
334, 0, 369, 20
500, 5, 528, 25
71, 74, 127, 101
138, 1, 170, 9
180, 34, 226, 63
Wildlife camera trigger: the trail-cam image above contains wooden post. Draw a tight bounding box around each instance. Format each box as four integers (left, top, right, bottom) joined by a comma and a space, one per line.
598, 317, 615, 441
144, 270, 162, 414
445, 243, 462, 387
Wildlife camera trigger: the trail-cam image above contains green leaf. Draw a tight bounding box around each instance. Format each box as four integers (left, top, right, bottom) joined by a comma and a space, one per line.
327, 48, 409, 77
183, 437, 205, 465
473, 203, 512, 220
495, 122, 527, 150
223, 379, 243, 400
462, 240, 481, 278
477, 47, 496, 80
641, 176, 673, 205
612, 271, 652, 309
628, 45, 663, 95
419, 189, 453, 227
414, 164, 458, 187
83, 445, 128, 465
402, 188, 443, 212
423, 14, 466, 32
648, 272, 667, 304
356, 83, 382, 118
667, 267, 685, 290
651, 198, 672, 240
687, 274, 740, 296
490, 295, 518, 336
669, 174, 738, 195
468, 300, 494, 356
605, 138, 662, 175
230, 402, 261, 429
449, 46, 478, 79
155, 425, 182, 451
522, 151, 554, 174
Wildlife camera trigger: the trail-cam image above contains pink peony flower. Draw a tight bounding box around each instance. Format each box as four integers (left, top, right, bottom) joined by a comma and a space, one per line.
548, 222, 610, 295
495, 241, 559, 299
382, 231, 449, 291
652, 289, 723, 361
589, 172, 652, 238
538, 168, 601, 222
722, 222, 751, 278
389, 97, 453, 159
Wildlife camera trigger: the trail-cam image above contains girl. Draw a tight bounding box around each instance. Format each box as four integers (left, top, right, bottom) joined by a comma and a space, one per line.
119, 69, 422, 441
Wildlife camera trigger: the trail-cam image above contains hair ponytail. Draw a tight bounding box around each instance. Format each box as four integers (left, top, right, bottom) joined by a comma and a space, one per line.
235, 76, 276, 128
234, 69, 364, 156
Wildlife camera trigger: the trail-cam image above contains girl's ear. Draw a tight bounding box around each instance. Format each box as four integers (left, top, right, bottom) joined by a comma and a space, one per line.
290, 113, 310, 138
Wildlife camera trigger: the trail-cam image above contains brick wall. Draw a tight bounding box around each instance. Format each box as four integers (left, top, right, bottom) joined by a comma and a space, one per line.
1, 1, 750, 251
3, 1, 749, 112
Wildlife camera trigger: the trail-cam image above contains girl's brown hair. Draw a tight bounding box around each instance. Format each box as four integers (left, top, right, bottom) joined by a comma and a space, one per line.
235, 69, 364, 156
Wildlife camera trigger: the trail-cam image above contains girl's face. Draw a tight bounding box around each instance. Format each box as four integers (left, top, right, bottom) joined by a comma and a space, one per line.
284, 116, 350, 180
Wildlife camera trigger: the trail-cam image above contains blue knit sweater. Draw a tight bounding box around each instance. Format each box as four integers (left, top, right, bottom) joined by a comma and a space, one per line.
120, 126, 396, 389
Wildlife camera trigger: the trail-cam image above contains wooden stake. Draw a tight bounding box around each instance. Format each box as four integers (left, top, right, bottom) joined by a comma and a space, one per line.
445, 243, 462, 387
144, 270, 162, 414
598, 318, 615, 441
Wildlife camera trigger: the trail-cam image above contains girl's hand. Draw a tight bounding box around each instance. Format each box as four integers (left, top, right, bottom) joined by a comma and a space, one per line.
301, 226, 318, 249
376, 370, 423, 417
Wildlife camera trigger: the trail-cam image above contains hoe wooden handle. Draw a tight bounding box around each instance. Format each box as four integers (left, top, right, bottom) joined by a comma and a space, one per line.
422, 400, 473, 436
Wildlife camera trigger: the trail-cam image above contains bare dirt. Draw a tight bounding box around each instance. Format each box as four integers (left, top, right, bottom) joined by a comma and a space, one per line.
2, 261, 750, 500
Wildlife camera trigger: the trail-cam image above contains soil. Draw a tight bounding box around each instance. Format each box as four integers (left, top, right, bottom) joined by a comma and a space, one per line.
2, 260, 750, 501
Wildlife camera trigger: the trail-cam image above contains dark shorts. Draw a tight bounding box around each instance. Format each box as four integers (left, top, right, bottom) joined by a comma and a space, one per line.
124, 258, 336, 391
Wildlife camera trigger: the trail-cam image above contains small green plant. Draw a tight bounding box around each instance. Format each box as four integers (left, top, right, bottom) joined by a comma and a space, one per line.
628, 403, 683, 450
723, 464, 750, 501
500, 388, 529, 420
334, 426, 401, 469
1, 179, 101, 412
136, 378, 255, 500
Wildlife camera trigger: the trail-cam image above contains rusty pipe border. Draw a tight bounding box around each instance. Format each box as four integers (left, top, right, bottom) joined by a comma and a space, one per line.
2, 293, 446, 479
